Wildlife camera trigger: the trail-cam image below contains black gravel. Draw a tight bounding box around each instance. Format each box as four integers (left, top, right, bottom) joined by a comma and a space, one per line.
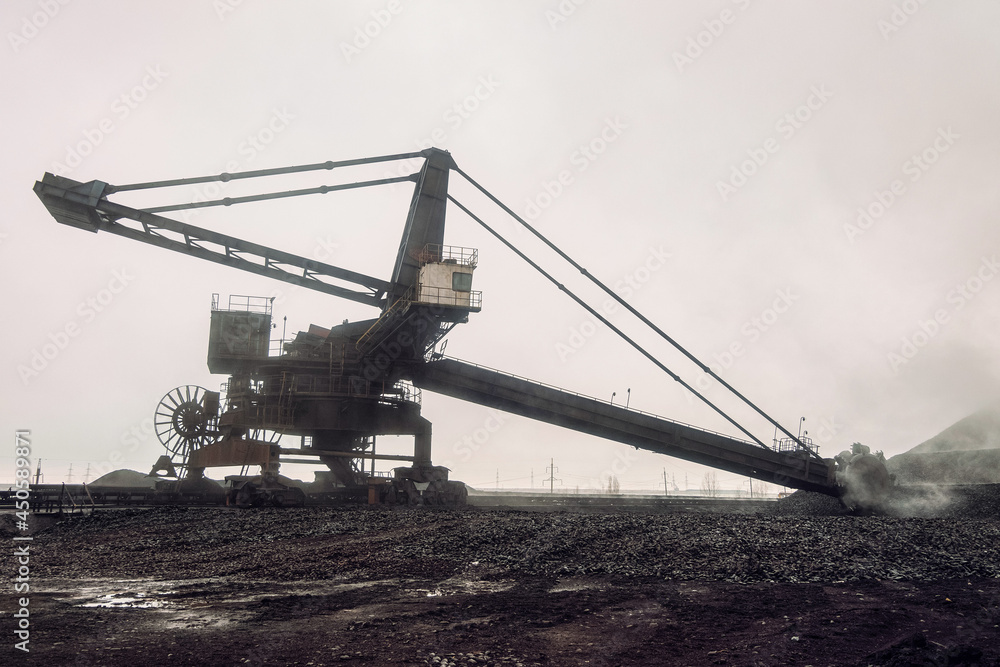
885, 484, 1000, 520
765, 490, 849, 516
769, 484, 1000, 520
25, 495, 1000, 586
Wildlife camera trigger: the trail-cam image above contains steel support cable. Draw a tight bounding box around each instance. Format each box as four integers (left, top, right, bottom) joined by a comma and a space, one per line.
447, 194, 767, 449
106, 151, 426, 193
454, 168, 820, 461
140, 174, 416, 214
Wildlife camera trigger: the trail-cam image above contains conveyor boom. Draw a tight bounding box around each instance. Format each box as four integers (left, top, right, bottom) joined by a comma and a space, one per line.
407, 358, 837, 495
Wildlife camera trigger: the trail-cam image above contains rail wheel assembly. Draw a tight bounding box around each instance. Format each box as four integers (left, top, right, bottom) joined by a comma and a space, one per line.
226, 479, 306, 508
382, 465, 468, 505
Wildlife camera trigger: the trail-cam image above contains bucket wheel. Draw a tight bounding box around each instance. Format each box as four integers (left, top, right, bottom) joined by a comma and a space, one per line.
155, 385, 218, 477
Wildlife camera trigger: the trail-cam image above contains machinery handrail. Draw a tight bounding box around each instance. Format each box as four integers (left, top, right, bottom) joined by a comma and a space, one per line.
227, 374, 421, 405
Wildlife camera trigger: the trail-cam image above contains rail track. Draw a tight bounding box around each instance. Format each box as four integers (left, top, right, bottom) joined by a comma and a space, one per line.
1, 483, 776, 515
467, 492, 776, 512
0, 483, 357, 514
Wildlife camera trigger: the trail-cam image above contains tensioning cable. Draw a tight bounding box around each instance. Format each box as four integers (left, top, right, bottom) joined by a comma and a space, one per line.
447, 194, 768, 449
453, 168, 820, 460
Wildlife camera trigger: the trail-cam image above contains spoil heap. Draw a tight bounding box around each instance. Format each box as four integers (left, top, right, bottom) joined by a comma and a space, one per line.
887, 402, 1000, 484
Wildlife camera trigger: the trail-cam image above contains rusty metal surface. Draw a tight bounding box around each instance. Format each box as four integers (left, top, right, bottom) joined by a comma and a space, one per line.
187, 437, 278, 469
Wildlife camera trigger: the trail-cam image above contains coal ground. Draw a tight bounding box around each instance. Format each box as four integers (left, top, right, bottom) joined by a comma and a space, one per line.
4, 487, 1000, 667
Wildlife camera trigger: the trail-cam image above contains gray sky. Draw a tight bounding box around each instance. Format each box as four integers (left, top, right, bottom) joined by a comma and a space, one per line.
3, 1, 999, 491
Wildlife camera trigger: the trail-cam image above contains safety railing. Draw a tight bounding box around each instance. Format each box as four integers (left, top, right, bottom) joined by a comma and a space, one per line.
225, 374, 420, 405
775, 436, 818, 455
418, 243, 478, 267
212, 293, 273, 314
413, 284, 482, 310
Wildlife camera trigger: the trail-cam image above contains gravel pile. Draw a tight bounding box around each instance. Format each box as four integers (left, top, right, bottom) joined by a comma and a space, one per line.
766, 490, 848, 516
887, 449, 1000, 484
769, 484, 1000, 519
891, 484, 1000, 520
28, 502, 1000, 585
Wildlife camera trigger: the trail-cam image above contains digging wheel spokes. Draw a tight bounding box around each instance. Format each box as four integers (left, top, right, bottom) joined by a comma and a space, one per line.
154, 385, 217, 475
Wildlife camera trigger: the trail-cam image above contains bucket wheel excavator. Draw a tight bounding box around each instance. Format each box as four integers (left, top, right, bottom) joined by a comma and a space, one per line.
34, 148, 891, 509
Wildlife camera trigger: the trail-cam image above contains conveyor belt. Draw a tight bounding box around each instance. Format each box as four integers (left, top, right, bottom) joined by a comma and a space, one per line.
407, 358, 837, 495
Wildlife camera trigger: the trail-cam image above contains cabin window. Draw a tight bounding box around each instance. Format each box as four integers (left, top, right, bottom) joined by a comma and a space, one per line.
452, 271, 473, 292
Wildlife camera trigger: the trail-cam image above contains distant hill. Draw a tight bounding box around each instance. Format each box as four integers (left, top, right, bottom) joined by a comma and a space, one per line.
887, 403, 1000, 484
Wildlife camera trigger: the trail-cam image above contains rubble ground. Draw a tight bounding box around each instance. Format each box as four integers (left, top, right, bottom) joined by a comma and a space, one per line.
6, 488, 1000, 666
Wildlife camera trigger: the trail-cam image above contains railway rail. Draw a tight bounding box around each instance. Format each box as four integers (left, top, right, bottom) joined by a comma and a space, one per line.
1, 483, 775, 515
466, 492, 776, 512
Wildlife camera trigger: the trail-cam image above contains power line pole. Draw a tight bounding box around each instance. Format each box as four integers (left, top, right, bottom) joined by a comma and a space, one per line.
84, 463, 91, 484
662, 468, 668, 496
67, 463, 73, 483
546, 458, 561, 493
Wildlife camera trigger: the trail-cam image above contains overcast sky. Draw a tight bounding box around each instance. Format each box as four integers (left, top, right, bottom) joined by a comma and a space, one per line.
3, 1, 999, 491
